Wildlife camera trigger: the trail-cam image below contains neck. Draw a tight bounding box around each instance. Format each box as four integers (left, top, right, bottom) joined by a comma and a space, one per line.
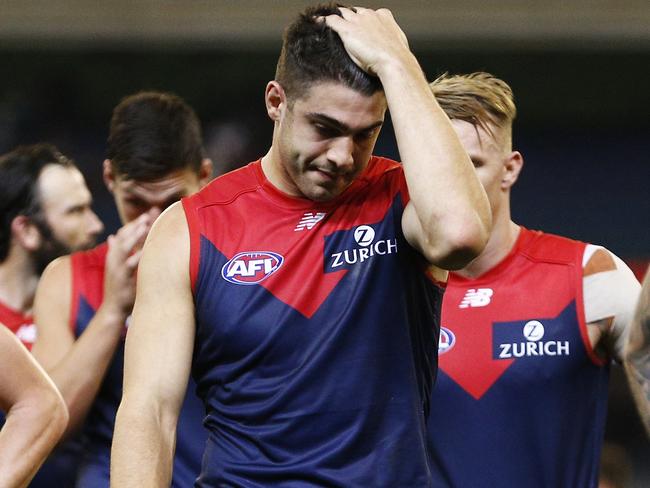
0, 248, 40, 313
261, 145, 299, 198
456, 212, 520, 280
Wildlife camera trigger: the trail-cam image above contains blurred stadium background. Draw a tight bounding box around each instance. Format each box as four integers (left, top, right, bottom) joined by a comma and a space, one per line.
1, 1, 648, 485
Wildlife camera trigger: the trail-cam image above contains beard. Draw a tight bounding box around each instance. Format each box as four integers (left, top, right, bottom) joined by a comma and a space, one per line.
30, 216, 96, 275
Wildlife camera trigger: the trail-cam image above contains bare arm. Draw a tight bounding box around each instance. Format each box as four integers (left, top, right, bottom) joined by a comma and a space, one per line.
625, 266, 650, 435
32, 214, 152, 435
111, 203, 195, 487
325, 8, 491, 269
0, 326, 68, 487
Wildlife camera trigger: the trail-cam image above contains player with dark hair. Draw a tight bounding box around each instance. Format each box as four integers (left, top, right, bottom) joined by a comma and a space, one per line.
427, 72, 642, 487
112, 5, 490, 487
33, 92, 213, 487
0, 144, 103, 347
0, 143, 101, 486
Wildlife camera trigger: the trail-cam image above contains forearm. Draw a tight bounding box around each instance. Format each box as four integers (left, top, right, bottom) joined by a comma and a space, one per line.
48, 304, 126, 434
624, 269, 650, 435
111, 398, 176, 487
0, 390, 68, 487
380, 58, 490, 266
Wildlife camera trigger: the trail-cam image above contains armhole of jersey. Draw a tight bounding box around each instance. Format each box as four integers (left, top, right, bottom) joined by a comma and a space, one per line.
69, 254, 80, 335
575, 243, 608, 367
182, 197, 201, 294
396, 166, 410, 207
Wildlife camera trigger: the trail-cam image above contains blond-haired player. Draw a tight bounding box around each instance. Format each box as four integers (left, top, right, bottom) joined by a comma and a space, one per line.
427, 72, 642, 487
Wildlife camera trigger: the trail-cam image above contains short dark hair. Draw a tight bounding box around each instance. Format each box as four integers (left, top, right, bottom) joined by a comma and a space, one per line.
0, 143, 75, 262
275, 3, 382, 102
107, 91, 205, 181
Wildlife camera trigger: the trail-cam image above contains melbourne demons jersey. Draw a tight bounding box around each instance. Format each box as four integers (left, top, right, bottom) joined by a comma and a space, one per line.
0, 299, 35, 349
182, 157, 442, 487
428, 228, 608, 488
69, 243, 207, 487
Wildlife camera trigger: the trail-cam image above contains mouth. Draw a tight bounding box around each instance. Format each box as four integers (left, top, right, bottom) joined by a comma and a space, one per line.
312, 167, 338, 183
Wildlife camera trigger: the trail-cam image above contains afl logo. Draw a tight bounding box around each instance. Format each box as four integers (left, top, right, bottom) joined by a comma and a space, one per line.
438, 327, 456, 354
221, 251, 284, 285
523, 320, 545, 341
353, 225, 375, 247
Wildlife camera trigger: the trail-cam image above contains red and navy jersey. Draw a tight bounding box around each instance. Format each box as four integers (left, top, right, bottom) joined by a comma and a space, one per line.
69, 243, 207, 487
428, 228, 608, 488
0, 300, 35, 350
183, 157, 442, 487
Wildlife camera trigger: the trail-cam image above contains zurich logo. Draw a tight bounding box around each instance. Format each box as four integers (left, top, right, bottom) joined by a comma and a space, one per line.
523, 320, 545, 341
438, 327, 456, 354
222, 251, 284, 285
353, 225, 375, 247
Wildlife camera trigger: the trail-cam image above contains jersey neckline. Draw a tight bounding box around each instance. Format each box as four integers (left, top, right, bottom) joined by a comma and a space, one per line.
449, 226, 534, 286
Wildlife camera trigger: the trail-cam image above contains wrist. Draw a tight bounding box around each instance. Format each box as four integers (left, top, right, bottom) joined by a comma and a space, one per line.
96, 301, 131, 328
374, 50, 420, 82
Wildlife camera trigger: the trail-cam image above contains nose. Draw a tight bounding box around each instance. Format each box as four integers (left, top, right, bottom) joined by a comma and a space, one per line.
326, 136, 355, 171
87, 210, 104, 236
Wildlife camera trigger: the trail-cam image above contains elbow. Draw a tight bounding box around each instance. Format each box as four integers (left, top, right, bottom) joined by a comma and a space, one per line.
43, 388, 69, 443
24, 385, 69, 447
421, 215, 491, 270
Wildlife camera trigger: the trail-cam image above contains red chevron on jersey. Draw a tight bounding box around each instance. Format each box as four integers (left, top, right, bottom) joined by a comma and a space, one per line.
184, 157, 408, 318
439, 228, 588, 399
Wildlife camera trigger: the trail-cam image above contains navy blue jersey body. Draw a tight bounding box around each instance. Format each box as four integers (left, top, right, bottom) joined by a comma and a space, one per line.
69, 243, 207, 487
183, 158, 442, 487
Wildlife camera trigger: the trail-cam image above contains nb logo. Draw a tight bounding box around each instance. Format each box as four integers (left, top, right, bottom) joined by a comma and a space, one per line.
459, 288, 493, 308
294, 212, 326, 231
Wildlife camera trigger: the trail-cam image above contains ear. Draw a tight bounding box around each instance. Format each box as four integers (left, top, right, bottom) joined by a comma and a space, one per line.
10, 215, 42, 252
198, 158, 214, 186
265, 81, 287, 122
501, 151, 524, 190
103, 159, 116, 193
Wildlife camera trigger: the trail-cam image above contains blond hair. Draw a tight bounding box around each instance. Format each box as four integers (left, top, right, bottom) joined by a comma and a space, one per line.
429, 72, 516, 134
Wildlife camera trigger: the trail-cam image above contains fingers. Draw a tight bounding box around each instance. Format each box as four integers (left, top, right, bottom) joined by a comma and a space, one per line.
124, 249, 143, 271
109, 214, 153, 258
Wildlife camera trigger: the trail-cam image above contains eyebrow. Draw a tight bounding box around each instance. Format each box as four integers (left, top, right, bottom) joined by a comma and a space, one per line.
306, 112, 384, 134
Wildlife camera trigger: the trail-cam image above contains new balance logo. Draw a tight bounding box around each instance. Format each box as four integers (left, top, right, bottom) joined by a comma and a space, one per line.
459, 288, 493, 308
294, 212, 326, 231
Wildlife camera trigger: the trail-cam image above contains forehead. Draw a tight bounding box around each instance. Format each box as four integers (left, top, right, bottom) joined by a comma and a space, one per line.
116, 168, 200, 200
38, 165, 90, 205
451, 119, 502, 156
293, 81, 386, 124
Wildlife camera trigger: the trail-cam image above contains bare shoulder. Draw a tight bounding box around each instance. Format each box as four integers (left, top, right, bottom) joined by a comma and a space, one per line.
143, 202, 189, 252
39, 255, 73, 292
34, 254, 72, 324
138, 202, 190, 281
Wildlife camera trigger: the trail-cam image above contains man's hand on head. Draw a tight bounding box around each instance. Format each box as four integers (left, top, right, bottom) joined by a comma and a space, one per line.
323, 7, 412, 77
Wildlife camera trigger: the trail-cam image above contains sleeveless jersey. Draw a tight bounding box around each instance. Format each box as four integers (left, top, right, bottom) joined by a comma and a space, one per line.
428, 227, 609, 488
69, 243, 207, 487
0, 300, 35, 349
182, 157, 442, 487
